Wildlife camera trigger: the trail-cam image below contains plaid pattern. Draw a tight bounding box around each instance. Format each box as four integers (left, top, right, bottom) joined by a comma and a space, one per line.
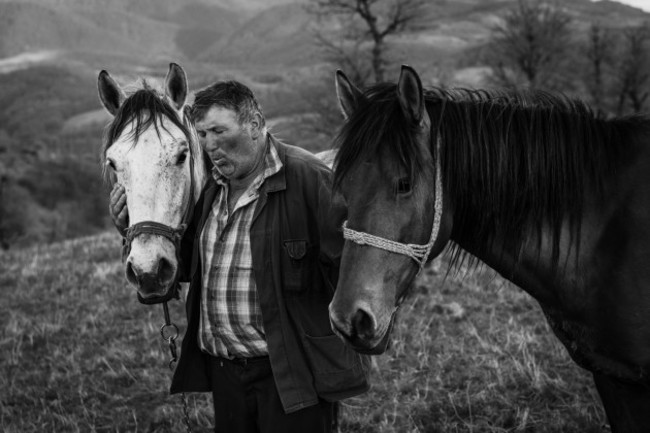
198, 141, 282, 358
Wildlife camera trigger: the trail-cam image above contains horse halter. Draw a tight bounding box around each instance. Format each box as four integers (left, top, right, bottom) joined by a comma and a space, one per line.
341, 136, 444, 275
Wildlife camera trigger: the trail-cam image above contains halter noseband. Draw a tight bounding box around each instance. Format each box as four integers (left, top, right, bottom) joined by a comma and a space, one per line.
122, 221, 188, 262
341, 136, 443, 275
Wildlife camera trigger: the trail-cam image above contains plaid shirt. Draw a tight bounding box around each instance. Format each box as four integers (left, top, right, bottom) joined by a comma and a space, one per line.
198, 141, 282, 358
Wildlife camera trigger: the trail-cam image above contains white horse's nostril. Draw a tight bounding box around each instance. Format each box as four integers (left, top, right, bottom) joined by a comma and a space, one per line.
157, 257, 175, 286
125, 259, 140, 286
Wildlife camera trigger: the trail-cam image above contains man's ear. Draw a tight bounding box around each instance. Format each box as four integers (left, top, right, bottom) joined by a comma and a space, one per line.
250, 112, 264, 140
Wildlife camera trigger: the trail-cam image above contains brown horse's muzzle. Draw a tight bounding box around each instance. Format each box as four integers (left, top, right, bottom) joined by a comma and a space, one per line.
329, 299, 397, 355
330, 309, 396, 355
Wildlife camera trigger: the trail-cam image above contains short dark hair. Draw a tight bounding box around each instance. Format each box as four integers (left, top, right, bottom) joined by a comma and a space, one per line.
190, 80, 265, 127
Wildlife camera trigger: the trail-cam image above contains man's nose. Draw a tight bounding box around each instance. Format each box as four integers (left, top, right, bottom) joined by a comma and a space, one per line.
200, 135, 217, 150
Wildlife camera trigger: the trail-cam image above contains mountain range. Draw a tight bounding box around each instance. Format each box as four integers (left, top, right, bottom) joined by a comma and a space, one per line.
0, 0, 648, 246
0, 0, 647, 150
0, 0, 647, 73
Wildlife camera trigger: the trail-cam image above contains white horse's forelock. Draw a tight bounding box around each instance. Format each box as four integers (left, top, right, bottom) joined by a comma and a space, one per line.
185, 116, 207, 204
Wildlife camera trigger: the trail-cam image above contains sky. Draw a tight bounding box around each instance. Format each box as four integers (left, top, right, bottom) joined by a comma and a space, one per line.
595, 0, 650, 12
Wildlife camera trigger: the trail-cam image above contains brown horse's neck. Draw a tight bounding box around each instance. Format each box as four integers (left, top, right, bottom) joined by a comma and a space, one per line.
449, 221, 589, 308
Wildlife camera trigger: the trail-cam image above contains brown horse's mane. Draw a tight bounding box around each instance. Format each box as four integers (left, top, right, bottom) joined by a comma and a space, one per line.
100, 82, 193, 185
334, 82, 649, 267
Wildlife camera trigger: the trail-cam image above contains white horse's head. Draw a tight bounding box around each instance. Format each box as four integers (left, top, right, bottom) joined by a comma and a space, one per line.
98, 63, 207, 302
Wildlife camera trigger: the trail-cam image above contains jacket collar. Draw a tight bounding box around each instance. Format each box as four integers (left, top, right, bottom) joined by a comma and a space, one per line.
262, 134, 286, 194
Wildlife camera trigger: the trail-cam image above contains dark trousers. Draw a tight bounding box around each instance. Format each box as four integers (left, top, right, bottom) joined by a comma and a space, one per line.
208, 356, 335, 433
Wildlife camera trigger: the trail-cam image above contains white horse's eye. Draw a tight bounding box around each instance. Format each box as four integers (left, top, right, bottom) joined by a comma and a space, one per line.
106, 159, 117, 171
176, 150, 188, 165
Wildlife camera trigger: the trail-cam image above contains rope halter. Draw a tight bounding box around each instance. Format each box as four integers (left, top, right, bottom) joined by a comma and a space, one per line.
342, 137, 443, 275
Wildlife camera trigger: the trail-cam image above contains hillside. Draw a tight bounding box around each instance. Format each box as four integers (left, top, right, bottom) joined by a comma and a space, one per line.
0, 231, 604, 431
0, 2, 179, 59
201, 3, 316, 66
1, 0, 649, 248
0, 0, 647, 70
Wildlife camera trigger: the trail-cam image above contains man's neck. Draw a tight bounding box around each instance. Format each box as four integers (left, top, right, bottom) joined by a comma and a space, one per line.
229, 135, 268, 192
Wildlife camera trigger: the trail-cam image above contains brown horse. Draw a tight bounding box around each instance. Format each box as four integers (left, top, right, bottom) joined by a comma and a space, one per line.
328, 65, 650, 432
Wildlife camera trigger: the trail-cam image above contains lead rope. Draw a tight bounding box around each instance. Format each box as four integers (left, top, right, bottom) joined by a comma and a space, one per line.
161, 302, 193, 433
342, 135, 443, 276
161, 112, 195, 433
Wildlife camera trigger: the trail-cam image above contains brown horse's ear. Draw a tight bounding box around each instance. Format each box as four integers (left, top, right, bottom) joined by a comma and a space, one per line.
335, 70, 363, 120
165, 62, 188, 111
397, 65, 424, 125
98, 70, 126, 116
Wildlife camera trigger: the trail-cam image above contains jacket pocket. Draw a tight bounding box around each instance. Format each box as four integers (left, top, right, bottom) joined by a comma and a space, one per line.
303, 333, 370, 401
282, 239, 310, 292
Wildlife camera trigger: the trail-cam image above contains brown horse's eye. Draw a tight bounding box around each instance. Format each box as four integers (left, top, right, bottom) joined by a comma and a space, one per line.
397, 177, 411, 195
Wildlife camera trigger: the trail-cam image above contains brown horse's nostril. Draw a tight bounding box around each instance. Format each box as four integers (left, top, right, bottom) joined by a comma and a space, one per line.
352, 308, 376, 340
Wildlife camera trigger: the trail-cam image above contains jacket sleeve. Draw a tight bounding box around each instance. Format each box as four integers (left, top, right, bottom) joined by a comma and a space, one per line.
178, 193, 203, 283
317, 167, 346, 294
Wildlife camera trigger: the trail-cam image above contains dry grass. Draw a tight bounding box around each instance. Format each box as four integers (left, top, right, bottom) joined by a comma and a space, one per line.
0, 232, 606, 432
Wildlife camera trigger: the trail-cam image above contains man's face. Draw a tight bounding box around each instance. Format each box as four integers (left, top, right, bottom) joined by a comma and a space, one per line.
194, 105, 261, 180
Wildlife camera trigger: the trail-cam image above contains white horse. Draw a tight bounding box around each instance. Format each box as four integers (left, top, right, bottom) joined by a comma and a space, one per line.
98, 63, 339, 302
97, 63, 207, 302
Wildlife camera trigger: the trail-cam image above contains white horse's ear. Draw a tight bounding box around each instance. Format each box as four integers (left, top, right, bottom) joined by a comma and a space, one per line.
397, 65, 424, 125
335, 70, 363, 120
97, 70, 126, 116
165, 63, 188, 111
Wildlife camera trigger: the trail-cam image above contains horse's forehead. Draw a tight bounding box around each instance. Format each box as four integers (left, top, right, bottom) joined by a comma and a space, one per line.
107, 117, 186, 160
341, 161, 384, 194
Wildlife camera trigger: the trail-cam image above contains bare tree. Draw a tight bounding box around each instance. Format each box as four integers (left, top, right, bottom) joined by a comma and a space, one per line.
584, 23, 613, 113
0, 174, 8, 249
312, 21, 374, 85
487, 0, 572, 90
309, 0, 429, 83
614, 24, 650, 115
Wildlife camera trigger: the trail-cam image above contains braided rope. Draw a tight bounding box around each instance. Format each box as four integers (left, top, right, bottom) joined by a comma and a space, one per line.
342, 222, 432, 264
342, 137, 443, 273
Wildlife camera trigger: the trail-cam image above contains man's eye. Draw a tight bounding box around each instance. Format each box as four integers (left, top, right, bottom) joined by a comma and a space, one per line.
197, 131, 206, 138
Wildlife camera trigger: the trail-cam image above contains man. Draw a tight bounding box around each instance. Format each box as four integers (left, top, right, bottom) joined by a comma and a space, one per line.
110, 80, 369, 433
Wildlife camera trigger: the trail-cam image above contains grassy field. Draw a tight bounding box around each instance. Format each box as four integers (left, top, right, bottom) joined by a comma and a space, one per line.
0, 232, 606, 432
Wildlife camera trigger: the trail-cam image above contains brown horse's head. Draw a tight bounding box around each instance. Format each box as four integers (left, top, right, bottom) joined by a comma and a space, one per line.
329, 66, 453, 354
98, 63, 207, 302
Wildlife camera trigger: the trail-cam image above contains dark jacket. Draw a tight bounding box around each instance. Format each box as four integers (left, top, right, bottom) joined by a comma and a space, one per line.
170, 136, 370, 413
